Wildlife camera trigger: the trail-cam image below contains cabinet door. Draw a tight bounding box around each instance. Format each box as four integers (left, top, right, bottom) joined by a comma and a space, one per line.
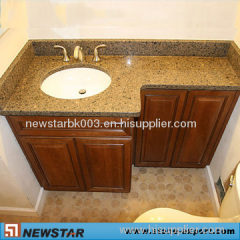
19, 137, 85, 191
171, 90, 237, 168
75, 138, 132, 192
135, 89, 187, 167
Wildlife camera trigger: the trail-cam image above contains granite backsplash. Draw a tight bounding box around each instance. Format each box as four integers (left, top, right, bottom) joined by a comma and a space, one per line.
0, 39, 239, 114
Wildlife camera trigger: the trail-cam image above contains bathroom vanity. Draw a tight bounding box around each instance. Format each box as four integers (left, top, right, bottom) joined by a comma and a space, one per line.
1, 40, 240, 193
135, 89, 239, 168
7, 116, 133, 192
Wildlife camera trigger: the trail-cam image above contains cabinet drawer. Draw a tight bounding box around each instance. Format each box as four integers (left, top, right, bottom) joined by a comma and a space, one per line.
7, 116, 133, 137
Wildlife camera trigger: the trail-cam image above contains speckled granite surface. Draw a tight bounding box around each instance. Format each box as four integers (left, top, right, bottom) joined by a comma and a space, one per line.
227, 42, 240, 79
1, 52, 240, 117
32, 39, 230, 57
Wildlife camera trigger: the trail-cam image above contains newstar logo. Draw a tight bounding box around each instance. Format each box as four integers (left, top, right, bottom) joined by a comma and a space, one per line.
3, 223, 84, 239
22, 228, 84, 238
4, 223, 21, 238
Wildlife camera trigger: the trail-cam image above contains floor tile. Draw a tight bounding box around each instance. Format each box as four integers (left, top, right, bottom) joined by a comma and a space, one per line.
0, 167, 215, 223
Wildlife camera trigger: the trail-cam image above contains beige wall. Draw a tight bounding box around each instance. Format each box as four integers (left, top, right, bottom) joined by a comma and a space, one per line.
0, 116, 41, 207
0, 158, 33, 208
0, 29, 28, 77
235, 0, 240, 47
2, 0, 239, 40
1, 0, 240, 213
210, 0, 240, 188
0, 29, 42, 212
210, 98, 240, 187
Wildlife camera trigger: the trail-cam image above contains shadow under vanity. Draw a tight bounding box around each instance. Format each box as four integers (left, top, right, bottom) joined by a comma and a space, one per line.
1, 40, 240, 193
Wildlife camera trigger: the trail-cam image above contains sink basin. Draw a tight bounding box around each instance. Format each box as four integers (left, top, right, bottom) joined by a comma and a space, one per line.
41, 67, 111, 99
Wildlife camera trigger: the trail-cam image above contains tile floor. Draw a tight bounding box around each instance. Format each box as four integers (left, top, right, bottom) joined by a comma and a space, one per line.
0, 167, 215, 223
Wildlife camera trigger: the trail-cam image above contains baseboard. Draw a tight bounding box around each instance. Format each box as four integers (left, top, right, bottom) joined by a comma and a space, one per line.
204, 166, 220, 217
0, 207, 38, 217
34, 187, 48, 215
0, 187, 47, 217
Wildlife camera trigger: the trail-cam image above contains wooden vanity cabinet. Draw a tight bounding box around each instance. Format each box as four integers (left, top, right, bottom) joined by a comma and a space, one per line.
135, 90, 187, 167
171, 90, 238, 167
19, 137, 85, 191
135, 89, 239, 168
75, 138, 131, 192
7, 116, 133, 192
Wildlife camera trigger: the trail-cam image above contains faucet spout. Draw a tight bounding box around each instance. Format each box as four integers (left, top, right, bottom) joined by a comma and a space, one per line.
74, 46, 85, 63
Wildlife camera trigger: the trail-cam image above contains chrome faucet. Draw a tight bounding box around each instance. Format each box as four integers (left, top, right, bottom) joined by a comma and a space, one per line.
93, 44, 106, 62
74, 46, 85, 63
54, 45, 69, 62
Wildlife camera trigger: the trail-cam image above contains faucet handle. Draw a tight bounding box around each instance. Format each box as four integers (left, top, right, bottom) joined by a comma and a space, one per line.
54, 45, 69, 62
93, 44, 106, 62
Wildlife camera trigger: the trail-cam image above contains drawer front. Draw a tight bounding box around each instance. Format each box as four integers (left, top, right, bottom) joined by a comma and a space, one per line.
7, 116, 133, 137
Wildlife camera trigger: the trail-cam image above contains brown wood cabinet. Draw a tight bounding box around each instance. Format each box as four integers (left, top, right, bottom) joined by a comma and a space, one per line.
135, 89, 239, 168
6, 89, 240, 193
7, 116, 133, 192
135, 89, 187, 167
19, 137, 85, 191
75, 138, 131, 192
171, 90, 238, 167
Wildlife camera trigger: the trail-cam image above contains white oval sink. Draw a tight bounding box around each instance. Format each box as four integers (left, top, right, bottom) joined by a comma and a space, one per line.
41, 68, 111, 99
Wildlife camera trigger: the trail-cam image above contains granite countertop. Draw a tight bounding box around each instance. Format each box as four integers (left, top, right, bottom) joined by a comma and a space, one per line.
2, 53, 240, 117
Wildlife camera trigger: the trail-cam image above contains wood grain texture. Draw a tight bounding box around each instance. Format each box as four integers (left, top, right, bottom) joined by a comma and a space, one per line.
75, 138, 132, 192
171, 90, 237, 167
7, 116, 133, 137
135, 89, 187, 167
7, 116, 133, 192
135, 89, 239, 168
19, 137, 85, 191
